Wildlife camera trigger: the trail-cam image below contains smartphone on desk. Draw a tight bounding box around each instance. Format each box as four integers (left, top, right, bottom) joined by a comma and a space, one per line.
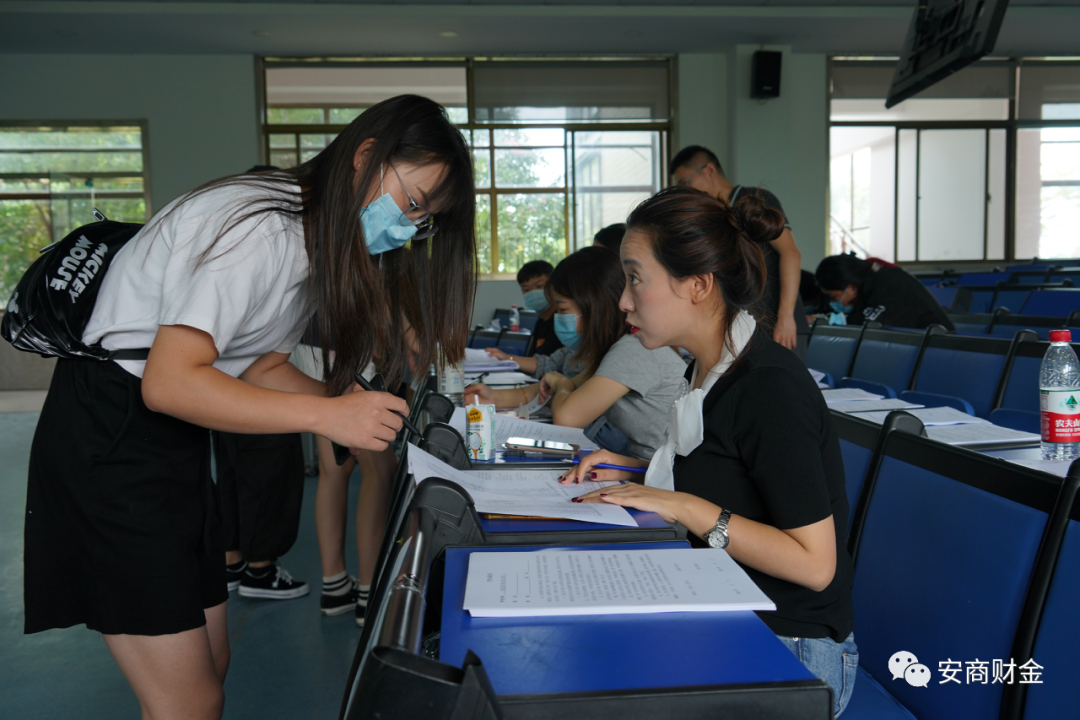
504, 437, 579, 456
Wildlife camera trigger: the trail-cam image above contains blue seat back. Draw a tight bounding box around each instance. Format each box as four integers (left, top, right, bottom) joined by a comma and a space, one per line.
847, 331, 923, 396
468, 331, 500, 350
928, 286, 957, 309
1023, 518, 1080, 718
1021, 290, 1080, 317
1007, 264, 1051, 272
958, 272, 1011, 286
1047, 270, 1080, 285
953, 322, 989, 336
839, 439, 873, 531
853, 437, 1051, 720
806, 328, 860, 381
999, 354, 1043, 414
911, 336, 1011, 418
966, 289, 996, 314
497, 337, 529, 356
992, 289, 1031, 313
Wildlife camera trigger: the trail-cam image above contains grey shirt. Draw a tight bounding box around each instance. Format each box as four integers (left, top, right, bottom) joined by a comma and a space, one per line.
595, 335, 689, 460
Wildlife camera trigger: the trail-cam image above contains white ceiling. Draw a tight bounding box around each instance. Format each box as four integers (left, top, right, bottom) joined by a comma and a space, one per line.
2, 1, 1079, 57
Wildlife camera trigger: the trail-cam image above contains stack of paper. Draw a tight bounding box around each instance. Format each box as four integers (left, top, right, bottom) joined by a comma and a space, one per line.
821, 388, 884, 404
831, 398, 924, 414
809, 368, 831, 389
407, 445, 635, 526
464, 347, 518, 373
462, 547, 775, 617
857, 406, 987, 426
850, 406, 1042, 447
464, 371, 537, 386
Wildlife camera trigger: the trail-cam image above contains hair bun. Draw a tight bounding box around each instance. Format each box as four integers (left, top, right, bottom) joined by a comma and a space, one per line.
732, 192, 785, 245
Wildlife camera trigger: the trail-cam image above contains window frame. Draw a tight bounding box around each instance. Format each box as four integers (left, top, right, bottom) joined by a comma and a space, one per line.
0, 119, 152, 217
259, 57, 671, 278
828, 57, 1080, 264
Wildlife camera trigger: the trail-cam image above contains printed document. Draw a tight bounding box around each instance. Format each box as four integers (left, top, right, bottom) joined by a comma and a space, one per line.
820, 388, 884, 404
832, 399, 924, 414
857, 406, 987, 426
463, 547, 775, 617
407, 445, 636, 526
926, 423, 1041, 446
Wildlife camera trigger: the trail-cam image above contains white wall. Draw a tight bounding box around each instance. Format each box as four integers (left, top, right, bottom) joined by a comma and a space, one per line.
728, 46, 829, 271
676, 53, 729, 170
0, 54, 260, 212
472, 279, 522, 329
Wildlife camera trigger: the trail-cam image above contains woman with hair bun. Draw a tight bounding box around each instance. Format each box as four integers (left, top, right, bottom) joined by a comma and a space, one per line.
562, 187, 858, 716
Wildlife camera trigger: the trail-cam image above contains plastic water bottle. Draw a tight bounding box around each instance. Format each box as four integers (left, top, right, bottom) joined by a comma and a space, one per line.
1040, 329, 1080, 460
436, 344, 465, 406
509, 305, 521, 332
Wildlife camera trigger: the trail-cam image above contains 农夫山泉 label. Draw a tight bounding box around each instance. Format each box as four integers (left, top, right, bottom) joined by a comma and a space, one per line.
1041, 390, 1080, 443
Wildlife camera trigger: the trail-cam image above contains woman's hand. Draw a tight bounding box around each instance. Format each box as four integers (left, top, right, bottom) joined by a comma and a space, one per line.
322, 384, 409, 453
485, 348, 511, 361
463, 383, 496, 405
540, 371, 574, 399
559, 450, 646, 484
573, 483, 687, 525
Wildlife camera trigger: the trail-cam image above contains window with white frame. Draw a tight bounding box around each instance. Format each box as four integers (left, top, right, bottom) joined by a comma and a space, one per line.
262, 60, 669, 275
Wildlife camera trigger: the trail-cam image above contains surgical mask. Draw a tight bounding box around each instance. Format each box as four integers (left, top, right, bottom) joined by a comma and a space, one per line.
829, 300, 853, 314
522, 289, 550, 312
553, 313, 582, 350
360, 191, 416, 255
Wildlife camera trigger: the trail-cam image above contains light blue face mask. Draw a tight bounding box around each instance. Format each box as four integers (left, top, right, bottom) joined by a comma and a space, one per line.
359, 165, 417, 255
829, 300, 853, 314
522, 289, 550, 312
553, 313, 582, 350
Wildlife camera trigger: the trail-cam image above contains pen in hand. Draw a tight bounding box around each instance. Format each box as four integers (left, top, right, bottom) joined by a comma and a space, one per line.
332, 373, 423, 466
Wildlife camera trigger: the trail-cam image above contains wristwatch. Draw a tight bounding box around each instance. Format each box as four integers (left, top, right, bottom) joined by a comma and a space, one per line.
705, 508, 733, 549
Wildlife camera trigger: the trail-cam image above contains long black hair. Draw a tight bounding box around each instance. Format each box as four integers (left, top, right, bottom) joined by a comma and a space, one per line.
149, 95, 475, 396
546, 246, 627, 376
815, 253, 874, 293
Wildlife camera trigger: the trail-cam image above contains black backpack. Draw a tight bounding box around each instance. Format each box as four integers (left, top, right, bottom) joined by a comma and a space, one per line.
2, 218, 150, 361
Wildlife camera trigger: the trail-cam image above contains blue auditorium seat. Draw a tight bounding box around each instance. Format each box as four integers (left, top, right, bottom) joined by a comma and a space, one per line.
928, 286, 958, 309
831, 412, 880, 531
902, 334, 1012, 418
806, 325, 862, 382
1022, 515, 1080, 718
840, 329, 925, 399
1020, 289, 1080, 317
847, 433, 1058, 720
992, 289, 1032, 313
496, 332, 530, 356
957, 272, 1012, 286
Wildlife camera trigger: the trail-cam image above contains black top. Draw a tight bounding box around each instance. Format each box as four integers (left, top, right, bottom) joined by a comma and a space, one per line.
673, 330, 855, 642
528, 313, 563, 357
729, 186, 810, 345
850, 266, 956, 332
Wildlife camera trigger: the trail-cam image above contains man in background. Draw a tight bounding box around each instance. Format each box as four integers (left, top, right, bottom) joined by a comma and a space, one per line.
669, 146, 809, 361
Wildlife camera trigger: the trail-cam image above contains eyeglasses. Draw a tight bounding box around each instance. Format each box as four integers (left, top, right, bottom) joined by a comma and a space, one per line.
674, 165, 707, 188
386, 162, 438, 240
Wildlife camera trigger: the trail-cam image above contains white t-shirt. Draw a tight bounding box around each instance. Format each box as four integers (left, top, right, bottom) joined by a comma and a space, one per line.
83, 182, 310, 378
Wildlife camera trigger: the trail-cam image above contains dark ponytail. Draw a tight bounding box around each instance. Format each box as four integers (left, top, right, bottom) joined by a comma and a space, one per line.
625, 186, 784, 357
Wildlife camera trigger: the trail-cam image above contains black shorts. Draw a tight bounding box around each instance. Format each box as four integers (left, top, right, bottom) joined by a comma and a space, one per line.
24, 358, 227, 636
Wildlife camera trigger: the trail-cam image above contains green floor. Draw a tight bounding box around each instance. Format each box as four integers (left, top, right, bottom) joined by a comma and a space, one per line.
0, 411, 366, 719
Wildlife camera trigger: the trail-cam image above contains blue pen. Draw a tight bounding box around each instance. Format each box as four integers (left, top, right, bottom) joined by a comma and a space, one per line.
567, 458, 647, 474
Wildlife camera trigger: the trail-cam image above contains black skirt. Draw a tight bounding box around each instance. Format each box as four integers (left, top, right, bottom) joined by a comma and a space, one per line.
24, 358, 227, 636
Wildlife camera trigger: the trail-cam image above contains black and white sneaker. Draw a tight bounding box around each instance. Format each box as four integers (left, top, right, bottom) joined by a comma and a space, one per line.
226, 561, 248, 592
355, 586, 370, 628
320, 577, 359, 617
238, 564, 310, 600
